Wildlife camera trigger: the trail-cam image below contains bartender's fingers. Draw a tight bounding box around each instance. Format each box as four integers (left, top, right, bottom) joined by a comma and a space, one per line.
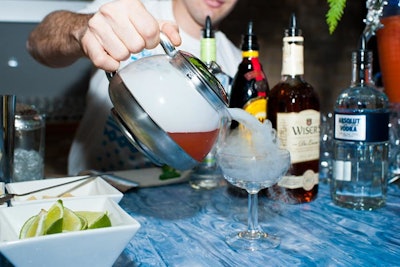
159, 20, 181, 47
81, 30, 120, 72
87, 8, 132, 62
99, 0, 159, 53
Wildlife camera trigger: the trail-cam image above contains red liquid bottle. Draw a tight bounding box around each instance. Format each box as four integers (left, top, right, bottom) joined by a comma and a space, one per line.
228, 21, 270, 197
229, 21, 269, 129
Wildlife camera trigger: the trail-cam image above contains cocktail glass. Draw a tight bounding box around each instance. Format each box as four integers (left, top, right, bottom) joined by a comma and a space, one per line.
217, 144, 290, 250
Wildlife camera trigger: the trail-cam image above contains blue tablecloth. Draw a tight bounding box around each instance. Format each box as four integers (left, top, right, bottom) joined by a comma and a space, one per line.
1, 180, 399, 266
112, 180, 400, 267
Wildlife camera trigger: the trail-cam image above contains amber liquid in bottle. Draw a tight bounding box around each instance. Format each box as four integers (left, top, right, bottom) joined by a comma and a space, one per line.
265, 14, 320, 203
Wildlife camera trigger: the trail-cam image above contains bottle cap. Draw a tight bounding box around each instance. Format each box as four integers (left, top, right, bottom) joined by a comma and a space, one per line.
241, 21, 259, 51
202, 16, 214, 38
285, 13, 302, 37
352, 34, 372, 64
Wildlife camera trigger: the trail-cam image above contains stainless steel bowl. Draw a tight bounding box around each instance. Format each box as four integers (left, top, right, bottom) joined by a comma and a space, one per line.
108, 34, 228, 170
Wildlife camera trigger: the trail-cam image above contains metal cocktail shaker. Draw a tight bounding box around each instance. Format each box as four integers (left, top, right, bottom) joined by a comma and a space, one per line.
0, 95, 16, 184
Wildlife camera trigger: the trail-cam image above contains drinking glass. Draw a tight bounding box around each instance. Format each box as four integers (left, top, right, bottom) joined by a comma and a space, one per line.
217, 147, 290, 250
13, 103, 45, 182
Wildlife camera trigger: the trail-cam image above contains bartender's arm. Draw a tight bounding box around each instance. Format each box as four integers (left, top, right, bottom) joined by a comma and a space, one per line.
26, 0, 181, 72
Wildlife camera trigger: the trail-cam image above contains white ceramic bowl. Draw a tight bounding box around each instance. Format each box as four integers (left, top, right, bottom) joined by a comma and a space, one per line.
0, 197, 140, 267
6, 176, 123, 206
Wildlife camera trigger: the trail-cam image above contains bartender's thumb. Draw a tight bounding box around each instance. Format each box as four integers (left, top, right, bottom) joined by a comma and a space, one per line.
159, 20, 182, 47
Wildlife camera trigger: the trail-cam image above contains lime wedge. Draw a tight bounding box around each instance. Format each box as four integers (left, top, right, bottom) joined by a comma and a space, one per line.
44, 199, 64, 234
77, 214, 88, 230
19, 200, 112, 239
75, 211, 112, 229
19, 209, 47, 239
62, 207, 83, 232
19, 215, 37, 239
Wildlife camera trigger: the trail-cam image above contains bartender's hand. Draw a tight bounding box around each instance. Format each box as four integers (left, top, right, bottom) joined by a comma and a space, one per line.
81, 0, 181, 71
27, 0, 181, 72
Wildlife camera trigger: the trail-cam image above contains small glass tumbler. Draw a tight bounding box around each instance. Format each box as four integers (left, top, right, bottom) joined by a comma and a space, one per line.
13, 103, 45, 182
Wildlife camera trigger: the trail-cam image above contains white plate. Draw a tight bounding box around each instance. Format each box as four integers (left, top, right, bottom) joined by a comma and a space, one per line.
6, 176, 123, 206
113, 168, 190, 187
0, 197, 140, 267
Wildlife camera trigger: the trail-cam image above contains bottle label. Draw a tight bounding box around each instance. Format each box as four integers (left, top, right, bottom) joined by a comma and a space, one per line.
242, 57, 268, 98
282, 36, 304, 76
334, 112, 389, 142
244, 69, 265, 81
242, 50, 259, 58
332, 160, 352, 181
243, 97, 267, 123
278, 169, 319, 190
277, 109, 320, 164
200, 39, 216, 63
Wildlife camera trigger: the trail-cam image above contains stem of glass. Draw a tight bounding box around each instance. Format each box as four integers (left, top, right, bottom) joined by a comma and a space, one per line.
247, 192, 260, 235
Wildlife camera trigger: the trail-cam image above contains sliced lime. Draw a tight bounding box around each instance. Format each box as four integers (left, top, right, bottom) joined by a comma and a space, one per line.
75, 211, 111, 229
77, 214, 88, 230
62, 207, 83, 232
44, 199, 64, 234
19, 209, 47, 239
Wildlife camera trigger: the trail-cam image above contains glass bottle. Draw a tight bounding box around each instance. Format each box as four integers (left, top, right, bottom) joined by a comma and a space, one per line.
266, 13, 320, 204
227, 21, 269, 197
189, 16, 225, 190
331, 35, 389, 210
229, 21, 269, 129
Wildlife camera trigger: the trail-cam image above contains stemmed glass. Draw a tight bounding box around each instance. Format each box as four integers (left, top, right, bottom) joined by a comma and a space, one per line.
216, 122, 290, 251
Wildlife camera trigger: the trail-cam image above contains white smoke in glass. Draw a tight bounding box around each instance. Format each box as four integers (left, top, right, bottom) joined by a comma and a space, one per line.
216, 108, 290, 186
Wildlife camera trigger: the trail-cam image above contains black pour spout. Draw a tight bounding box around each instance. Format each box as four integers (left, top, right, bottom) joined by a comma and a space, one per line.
202, 16, 214, 38
241, 20, 259, 51
285, 13, 302, 37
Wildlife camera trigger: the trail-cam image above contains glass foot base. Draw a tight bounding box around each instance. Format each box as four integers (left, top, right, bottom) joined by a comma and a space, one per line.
189, 170, 224, 190
226, 230, 280, 251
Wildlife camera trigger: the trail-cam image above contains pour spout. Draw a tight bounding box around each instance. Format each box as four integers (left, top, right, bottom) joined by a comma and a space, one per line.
203, 16, 214, 38
285, 13, 302, 37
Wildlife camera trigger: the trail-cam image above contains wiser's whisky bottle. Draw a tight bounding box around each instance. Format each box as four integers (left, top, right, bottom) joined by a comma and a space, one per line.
266, 14, 320, 203
229, 21, 269, 129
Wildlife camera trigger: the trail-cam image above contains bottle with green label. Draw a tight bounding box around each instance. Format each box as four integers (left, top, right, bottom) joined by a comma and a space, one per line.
188, 16, 225, 190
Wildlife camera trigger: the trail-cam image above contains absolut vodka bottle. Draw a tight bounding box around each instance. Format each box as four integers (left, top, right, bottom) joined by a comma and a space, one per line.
331, 36, 390, 210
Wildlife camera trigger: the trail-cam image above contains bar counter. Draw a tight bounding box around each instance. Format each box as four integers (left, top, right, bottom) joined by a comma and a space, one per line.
1, 178, 399, 266
113, 179, 400, 266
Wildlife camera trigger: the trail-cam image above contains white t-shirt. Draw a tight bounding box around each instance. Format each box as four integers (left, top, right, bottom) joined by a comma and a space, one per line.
68, 0, 241, 175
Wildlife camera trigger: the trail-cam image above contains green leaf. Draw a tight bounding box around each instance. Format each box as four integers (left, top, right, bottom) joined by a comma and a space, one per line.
326, 0, 347, 34
159, 165, 181, 180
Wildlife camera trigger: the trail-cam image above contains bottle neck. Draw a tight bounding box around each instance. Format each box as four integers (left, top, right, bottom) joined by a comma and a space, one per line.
200, 38, 216, 66
242, 50, 265, 80
242, 50, 259, 58
351, 60, 374, 87
200, 36, 231, 90
281, 36, 304, 77
241, 49, 266, 97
